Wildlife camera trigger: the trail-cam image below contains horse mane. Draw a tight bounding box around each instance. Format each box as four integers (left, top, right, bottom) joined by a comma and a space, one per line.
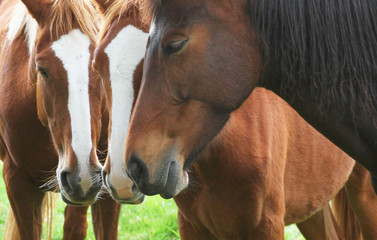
4, 1, 38, 54
252, 0, 377, 118
137, 0, 377, 119
99, 0, 150, 41
4, 0, 98, 44
49, 0, 98, 43
1, 2, 38, 86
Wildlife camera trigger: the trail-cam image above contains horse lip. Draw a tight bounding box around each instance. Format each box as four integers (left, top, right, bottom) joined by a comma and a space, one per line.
117, 194, 145, 205
160, 161, 181, 199
60, 184, 100, 206
110, 190, 145, 204
61, 193, 90, 206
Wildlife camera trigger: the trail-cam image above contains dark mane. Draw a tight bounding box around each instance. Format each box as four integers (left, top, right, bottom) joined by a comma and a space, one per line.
140, 0, 377, 118
142, 0, 162, 22
252, 0, 377, 118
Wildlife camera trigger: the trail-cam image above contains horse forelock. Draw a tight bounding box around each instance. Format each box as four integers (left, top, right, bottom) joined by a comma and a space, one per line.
99, 0, 150, 41
49, 0, 99, 43
5, 0, 99, 49
252, 0, 377, 119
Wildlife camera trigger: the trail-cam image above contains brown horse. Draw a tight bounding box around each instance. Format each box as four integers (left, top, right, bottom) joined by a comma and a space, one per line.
93, 2, 377, 239
0, 0, 120, 239
93, 0, 147, 203
120, 0, 377, 193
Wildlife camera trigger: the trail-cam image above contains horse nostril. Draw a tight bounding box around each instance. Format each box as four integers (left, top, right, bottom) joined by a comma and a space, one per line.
127, 153, 148, 187
60, 170, 73, 193
101, 168, 109, 189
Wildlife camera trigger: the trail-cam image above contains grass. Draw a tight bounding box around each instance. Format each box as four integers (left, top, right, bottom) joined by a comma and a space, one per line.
0, 162, 304, 239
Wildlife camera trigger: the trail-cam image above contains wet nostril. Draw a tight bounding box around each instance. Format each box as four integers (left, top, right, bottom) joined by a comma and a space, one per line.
60, 171, 73, 193
101, 169, 109, 189
128, 153, 148, 186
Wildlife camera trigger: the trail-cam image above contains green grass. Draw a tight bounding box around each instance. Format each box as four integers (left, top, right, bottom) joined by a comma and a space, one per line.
0, 161, 304, 239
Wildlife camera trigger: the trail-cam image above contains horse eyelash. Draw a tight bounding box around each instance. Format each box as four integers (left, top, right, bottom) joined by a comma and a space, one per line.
38, 66, 49, 79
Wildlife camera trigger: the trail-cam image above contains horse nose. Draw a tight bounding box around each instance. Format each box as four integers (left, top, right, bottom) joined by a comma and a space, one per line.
127, 154, 149, 190
102, 163, 144, 203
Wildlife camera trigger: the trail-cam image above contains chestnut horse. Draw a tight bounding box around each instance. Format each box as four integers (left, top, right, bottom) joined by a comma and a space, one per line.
93, 0, 147, 203
0, 0, 120, 239
121, 0, 377, 192
93, 2, 377, 239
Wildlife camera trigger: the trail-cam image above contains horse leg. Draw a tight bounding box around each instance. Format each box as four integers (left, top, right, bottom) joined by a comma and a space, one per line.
63, 205, 89, 240
296, 204, 345, 240
296, 209, 328, 240
3, 160, 45, 240
90, 192, 121, 240
178, 210, 217, 240
343, 163, 377, 239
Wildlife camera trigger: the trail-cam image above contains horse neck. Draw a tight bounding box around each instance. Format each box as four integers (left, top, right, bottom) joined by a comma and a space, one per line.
190, 114, 247, 185
0, 34, 36, 101
0, 1, 37, 99
189, 88, 289, 187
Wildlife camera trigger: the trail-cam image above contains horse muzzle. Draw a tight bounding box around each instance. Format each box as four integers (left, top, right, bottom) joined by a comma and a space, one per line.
102, 167, 145, 204
127, 153, 189, 198
58, 168, 102, 205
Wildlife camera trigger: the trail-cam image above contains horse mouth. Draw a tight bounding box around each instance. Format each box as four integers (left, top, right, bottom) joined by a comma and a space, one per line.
110, 190, 145, 204
61, 193, 94, 206
60, 182, 101, 206
160, 168, 189, 199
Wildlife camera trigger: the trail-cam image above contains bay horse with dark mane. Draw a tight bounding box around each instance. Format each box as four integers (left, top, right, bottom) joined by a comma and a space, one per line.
122, 0, 377, 192
0, 0, 122, 239
94, 2, 377, 239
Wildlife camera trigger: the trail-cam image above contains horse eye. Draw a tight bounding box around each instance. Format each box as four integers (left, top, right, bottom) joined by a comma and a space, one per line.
38, 67, 49, 79
164, 39, 188, 55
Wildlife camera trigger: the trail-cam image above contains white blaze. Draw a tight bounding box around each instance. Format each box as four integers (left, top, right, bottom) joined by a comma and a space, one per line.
51, 29, 93, 193
105, 25, 148, 188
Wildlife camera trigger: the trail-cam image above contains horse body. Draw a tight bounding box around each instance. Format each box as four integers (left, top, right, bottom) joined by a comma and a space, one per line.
173, 88, 354, 239
0, 4, 55, 237
93, 0, 148, 203
91, 1, 377, 239
0, 0, 121, 239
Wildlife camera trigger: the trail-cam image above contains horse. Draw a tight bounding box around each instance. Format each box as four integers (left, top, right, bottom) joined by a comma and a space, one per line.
118, 0, 377, 193
93, 0, 147, 203
93, 2, 377, 239
0, 0, 121, 239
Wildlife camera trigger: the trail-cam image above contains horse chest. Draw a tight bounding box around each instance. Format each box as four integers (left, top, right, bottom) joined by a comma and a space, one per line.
176, 179, 266, 239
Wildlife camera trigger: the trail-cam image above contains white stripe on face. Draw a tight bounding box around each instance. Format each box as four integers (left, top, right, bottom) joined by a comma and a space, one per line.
51, 29, 93, 193
105, 25, 148, 188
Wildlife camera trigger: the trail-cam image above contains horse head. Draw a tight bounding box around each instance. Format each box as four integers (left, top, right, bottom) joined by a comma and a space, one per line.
124, 0, 261, 198
92, 0, 148, 203
22, 0, 104, 205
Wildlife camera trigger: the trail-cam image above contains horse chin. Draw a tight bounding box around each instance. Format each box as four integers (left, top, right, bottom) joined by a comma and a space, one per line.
60, 185, 100, 206
110, 191, 145, 204
61, 194, 94, 206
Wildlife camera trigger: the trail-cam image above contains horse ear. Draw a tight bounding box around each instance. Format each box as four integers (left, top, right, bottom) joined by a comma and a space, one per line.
21, 0, 50, 24
93, 0, 113, 14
